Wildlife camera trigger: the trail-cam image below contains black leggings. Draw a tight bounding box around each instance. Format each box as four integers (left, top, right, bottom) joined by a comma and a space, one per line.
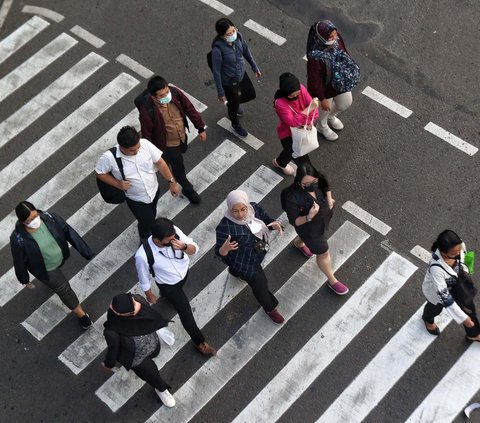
229, 266, 278, 312
423, 299, 480, 337
131, 343, 170, 391
276, 136, 313, 169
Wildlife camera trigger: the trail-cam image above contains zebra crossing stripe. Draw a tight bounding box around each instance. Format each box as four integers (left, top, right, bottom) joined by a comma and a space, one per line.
0, 33, 78, 103
0, 52, 108, 149
145, 220, 370, 423
317, 306, 452, 423
0, 72, 139, 198
405, 343, 480, 422
96, 211, 291, 411
217, 117, 264, 150
0, 16, 49, 65
232, 252, 417, 423
20, 140, 245, 340
0, 109, 138, 252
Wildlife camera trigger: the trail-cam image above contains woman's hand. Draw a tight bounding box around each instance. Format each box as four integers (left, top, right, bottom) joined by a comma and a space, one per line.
464, 316, 475, 328
267, 221, 283, 234
321, 99, 330, 111
310, 97, 320, 110
219, 235, 238, 256
308, 202, 320, 219
327, 198, 335, 210
218, 96, 227, 104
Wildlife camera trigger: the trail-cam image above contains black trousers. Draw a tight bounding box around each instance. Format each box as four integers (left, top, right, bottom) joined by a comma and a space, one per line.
157, 275, 205, 345
41, 268, 79, 310
223, 73, 256, 126
423, 299, 480, 338
131, 342, 170, 391
229, 266, 278, 312
125, 188, 160, 239
162, 146, 193, 192
276, 136, 313, 169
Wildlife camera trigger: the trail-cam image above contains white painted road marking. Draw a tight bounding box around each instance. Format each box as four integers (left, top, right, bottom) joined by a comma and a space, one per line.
244, 19, 286, 46
116, 54, 154, 79
342, 200, 392, 235
317, 306, 451, 423
22, 5, 64, 22
362, 86, 413, 118
196, 0, 233, 15
406, 342, 480, 423
0, 16, 49, 64
97, 212, 292, 412
0, 72, 139, 198
0, 33, 78, 103
70, 25, 105, 48
0, 52, 108, 149
217, 117, 264, 149
410, 245, 431, 263
21, 140, 246, 340
146, 221, 369, 422
233, 252, 417, 423
0, 0, 13, 29
424, 122, 478, 156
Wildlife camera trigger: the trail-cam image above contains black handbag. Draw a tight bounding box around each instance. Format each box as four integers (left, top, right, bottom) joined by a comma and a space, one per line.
97, 147, 126, 204
455, 264, 478, 304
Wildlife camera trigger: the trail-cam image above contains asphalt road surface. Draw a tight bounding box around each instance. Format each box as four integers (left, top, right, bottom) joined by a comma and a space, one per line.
0, 1, 479, 422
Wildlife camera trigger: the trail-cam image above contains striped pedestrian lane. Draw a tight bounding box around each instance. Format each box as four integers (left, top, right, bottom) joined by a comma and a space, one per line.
145, 220, 370, 423
316, 305, 452, 423
0, 15, 49, 65
231, 252, 417, 423
0, 72, 139, 198
405, 342, 480, 422
0, 52, 108, 149
0, 32, 78, 103
95, 211, 293, 411
20, 140, 247, 340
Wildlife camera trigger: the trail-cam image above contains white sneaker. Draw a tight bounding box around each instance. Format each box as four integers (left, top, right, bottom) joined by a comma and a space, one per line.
155, 389, 176, 408
328, 116, 344, 130
317, 125, 339, 141
272, 158, 295, 176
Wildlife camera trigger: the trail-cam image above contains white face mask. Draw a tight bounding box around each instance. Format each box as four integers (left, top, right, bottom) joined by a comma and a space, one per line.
25, 216, 41, 229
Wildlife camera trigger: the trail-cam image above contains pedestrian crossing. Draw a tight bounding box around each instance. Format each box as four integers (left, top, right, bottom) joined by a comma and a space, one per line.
1, 15, 478, 423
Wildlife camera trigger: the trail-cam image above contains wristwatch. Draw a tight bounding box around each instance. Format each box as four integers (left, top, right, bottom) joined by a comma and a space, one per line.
305, 215, 311, 222
168, 177, 175, 184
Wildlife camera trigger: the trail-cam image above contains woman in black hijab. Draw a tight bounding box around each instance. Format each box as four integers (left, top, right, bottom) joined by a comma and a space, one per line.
103, 293, 175, 407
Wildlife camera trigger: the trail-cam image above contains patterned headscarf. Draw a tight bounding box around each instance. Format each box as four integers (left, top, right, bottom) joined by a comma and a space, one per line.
306, 20, 337, 58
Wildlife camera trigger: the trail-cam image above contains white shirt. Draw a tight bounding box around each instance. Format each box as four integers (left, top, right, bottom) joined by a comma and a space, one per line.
135, 226, 199, 291
95, 138, 162, 203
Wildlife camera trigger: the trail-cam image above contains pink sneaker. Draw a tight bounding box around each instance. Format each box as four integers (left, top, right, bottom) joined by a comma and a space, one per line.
328, 280, 349, 295
295, 243, 313, 258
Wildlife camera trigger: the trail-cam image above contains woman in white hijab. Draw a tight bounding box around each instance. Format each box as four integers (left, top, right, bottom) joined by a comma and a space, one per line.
215, 190, 285, 324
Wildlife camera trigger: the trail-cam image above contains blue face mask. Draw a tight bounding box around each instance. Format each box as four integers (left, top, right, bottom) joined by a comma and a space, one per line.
225, 31, 237, 43
158, 91, 172, 104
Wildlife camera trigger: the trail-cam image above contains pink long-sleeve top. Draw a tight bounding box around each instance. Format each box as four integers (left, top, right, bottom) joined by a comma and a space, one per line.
274, 84, 318, 140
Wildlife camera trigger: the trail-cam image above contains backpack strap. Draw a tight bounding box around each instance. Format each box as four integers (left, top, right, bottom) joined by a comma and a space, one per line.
109, 147, 126, 180
429, 262, 457, 278
142, 240, 155, 278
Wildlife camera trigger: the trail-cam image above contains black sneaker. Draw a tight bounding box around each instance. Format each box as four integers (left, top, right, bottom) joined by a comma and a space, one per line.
182, 189, 201, 204
79, 314, 92, 329
232, 123, 248, 137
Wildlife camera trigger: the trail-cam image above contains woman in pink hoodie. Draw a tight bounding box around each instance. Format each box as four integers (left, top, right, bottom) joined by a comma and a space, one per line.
272, 72, 319, 177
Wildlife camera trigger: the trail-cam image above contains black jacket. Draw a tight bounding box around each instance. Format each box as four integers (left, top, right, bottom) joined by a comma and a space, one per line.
10, 211, 94, 284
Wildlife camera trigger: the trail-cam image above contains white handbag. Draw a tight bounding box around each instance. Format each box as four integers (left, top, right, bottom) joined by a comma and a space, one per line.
289, 101, 319, 158
156, 327, 175, 346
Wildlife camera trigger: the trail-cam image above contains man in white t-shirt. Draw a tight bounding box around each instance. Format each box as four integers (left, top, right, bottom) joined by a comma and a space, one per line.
95, 126, 180, 240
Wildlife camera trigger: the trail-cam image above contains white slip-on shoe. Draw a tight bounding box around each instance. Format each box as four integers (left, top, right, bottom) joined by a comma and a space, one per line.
317, 125, 339, 141
155, 389, 176, 408
328, 116, 344, 130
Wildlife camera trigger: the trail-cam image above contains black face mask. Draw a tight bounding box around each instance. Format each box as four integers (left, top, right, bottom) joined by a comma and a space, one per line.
287, 95, 299, 101
304, 183, 318, 192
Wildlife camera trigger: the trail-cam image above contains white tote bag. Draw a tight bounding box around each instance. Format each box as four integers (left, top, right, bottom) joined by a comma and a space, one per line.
289, 101, 319, 158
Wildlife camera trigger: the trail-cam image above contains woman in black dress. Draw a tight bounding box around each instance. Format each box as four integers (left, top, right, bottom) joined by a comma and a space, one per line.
281, 163, 348, 295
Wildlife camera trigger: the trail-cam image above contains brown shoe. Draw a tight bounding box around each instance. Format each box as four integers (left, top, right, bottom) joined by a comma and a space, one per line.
266, 308, 285, 324
196, 342, 216, 357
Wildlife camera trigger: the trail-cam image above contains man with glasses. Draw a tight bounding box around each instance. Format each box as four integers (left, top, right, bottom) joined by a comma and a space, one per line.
138, 75, 206, 204
134, 217, 216, 357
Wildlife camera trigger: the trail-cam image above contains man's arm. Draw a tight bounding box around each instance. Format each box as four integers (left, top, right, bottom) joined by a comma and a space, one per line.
154, 158, 180, 197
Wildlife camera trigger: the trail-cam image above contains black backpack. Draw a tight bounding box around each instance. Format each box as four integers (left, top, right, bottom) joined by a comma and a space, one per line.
97, 147, 126, 204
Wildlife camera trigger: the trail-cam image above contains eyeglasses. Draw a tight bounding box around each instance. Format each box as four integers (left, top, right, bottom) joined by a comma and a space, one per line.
301, 178, 318, 188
